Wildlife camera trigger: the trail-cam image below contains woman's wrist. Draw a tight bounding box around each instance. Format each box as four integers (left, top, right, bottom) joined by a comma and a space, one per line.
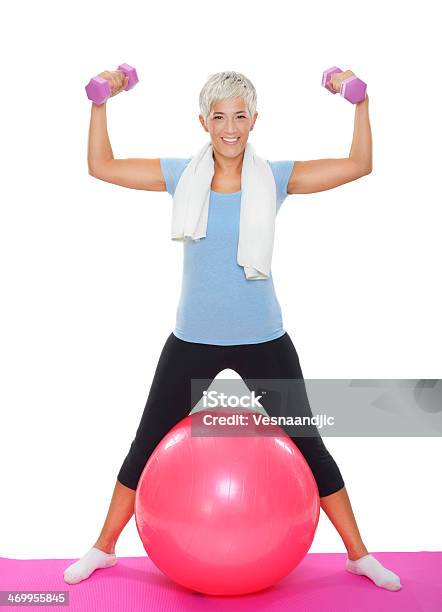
356, 94, 369, 107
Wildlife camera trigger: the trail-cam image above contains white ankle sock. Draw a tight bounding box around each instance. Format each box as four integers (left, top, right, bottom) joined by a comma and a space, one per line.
63, 547, 117, 585
346, 553, 402, 591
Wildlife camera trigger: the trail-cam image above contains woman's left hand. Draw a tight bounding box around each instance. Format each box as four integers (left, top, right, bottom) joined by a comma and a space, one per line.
328, 69, 355, 93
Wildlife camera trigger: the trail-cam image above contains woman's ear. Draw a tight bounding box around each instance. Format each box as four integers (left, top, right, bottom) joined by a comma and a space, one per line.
250, 111, 258, 130
199, 114, 208, 132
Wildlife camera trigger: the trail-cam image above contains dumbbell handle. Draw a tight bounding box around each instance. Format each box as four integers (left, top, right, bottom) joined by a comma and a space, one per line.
85, 63, 139, 105
322, 66, 366, 104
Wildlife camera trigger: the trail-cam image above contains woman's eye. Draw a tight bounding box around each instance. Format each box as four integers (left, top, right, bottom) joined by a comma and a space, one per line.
213, 115, 246, 119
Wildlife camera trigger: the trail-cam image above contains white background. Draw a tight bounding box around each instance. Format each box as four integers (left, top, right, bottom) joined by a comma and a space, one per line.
1, 0, 441, 560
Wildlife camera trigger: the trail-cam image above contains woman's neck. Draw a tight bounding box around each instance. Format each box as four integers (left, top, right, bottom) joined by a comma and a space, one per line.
212, 148, 244, 175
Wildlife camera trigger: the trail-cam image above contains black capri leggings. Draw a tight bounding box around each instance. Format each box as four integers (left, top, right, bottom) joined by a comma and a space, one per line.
117, 331, 345, 498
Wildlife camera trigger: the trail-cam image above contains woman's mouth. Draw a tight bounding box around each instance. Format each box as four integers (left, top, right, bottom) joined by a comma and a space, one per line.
221, 137, 240, 145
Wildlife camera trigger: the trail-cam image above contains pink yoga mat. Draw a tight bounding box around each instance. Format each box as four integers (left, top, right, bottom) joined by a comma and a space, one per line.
0, 551, 440, 611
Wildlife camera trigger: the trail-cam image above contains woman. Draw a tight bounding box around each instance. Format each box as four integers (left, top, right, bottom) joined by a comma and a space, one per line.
64, 70, 402, 591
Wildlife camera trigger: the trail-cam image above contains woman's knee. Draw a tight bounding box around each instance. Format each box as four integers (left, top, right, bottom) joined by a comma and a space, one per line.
117, 436, 159, 491
292, 436, 345, 498
116, 473, 137, 491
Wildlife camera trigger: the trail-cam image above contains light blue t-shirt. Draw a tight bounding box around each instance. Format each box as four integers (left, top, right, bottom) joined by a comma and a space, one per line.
160, 157, 295, 345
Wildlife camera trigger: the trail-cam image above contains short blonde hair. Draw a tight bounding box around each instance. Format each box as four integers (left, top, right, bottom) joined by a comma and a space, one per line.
199, 71, 257, 122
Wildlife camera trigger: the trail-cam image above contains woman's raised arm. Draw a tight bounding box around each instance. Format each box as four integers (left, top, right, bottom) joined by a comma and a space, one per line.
87, 101, 166, 192
288, 95, 372, 195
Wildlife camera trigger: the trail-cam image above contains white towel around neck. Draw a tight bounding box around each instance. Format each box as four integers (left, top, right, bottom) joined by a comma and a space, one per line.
170, 141, 277, 280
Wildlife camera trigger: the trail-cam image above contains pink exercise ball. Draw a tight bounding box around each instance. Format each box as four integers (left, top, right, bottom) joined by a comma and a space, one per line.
134, 410, 320, 596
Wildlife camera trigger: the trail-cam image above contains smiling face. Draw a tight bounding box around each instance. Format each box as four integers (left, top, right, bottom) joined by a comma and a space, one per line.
199, 97, 258, 160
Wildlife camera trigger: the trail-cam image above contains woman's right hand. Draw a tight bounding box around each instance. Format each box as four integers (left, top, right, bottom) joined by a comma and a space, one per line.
97, 70, 129, 98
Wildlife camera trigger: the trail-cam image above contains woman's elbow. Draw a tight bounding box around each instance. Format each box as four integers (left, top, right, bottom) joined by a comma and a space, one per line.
358, 163, 372, 177
361, 166, 372, 177
348, 158, 372, 180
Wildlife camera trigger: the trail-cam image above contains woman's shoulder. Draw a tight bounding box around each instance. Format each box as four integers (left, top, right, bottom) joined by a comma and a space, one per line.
266, 160, 296, 202
159, 157, 192, 196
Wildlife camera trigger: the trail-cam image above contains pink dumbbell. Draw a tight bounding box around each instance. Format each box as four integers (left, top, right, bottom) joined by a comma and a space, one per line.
85, 63, 139, 105
322, 66, 367, 104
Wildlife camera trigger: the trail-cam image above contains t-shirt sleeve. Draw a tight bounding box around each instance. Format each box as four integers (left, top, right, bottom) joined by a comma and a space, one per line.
159, 158, 192, 196
268, 160, 296, 208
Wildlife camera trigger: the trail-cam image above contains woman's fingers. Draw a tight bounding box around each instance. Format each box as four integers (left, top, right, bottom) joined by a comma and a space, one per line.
111, 72, 122, 96
97, 70, 128, 97
330, 70, 355, 93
